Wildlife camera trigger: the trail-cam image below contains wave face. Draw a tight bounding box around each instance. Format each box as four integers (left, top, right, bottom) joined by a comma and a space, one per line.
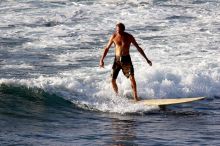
0, 84, 74, 118
1, 0, 220, 146
0, 0, 220, 113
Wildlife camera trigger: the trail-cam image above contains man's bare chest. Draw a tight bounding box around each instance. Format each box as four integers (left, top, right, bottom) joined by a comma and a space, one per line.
113, 36, 130, 46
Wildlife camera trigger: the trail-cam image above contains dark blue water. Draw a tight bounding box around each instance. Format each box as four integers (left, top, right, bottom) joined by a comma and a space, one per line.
1, 0, 220, 145
0, 84, 219, 145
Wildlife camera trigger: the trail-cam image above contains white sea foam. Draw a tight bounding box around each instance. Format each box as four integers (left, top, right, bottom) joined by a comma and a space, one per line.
0, 0, 220, 113
1, 64, 34, 69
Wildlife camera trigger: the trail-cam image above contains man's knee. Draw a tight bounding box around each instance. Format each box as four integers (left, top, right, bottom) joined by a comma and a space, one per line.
112, 79, 116, 84
129, 75, 135, 81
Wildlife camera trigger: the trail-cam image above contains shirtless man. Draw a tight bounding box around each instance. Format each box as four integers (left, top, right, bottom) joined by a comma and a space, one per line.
99, 23, 152, 101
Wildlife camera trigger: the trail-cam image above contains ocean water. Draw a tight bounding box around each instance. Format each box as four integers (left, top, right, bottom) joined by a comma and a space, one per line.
0, 0, 220, 145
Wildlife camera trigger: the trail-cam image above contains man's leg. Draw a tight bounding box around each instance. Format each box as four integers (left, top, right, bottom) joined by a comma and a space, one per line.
112, 79, 118, 95
130, 75, 140, 101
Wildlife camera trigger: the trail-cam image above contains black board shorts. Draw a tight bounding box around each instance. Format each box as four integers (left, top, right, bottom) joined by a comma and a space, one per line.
111, 55, 134, 79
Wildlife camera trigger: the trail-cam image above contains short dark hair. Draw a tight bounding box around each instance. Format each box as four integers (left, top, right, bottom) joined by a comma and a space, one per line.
116, 23, 125, 31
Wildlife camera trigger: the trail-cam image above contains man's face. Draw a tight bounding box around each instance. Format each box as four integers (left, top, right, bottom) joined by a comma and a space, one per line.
116, 26, 122, 33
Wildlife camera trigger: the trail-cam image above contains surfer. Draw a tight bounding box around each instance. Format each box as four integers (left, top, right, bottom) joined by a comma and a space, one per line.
99, 23, 152, 101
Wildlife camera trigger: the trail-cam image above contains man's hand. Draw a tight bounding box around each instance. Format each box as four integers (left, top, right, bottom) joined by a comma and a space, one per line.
147, 59, 152, 66
99, 60, 104, 68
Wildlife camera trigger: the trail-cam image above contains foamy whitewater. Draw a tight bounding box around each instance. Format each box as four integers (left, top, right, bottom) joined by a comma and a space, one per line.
1, 0, 219, 113
0, 0, 220, 145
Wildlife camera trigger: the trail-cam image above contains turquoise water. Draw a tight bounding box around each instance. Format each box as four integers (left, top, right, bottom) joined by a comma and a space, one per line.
0, 0, 220, 145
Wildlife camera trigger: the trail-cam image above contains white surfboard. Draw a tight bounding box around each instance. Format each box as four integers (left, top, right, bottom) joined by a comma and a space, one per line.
135, 97, 205, 109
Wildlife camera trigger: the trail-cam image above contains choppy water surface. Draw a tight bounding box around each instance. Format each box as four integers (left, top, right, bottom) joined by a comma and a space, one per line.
0, 0, 220, 145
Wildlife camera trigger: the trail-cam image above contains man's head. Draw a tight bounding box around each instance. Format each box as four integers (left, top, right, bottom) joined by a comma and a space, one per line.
116, 23, 125, 33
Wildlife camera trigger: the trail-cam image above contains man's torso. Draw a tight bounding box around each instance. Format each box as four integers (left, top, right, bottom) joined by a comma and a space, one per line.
113, 32, 132, 57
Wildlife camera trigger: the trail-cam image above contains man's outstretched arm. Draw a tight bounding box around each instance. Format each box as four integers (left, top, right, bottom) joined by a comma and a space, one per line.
99, 35, 114, 68
131, 35, 152, 66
